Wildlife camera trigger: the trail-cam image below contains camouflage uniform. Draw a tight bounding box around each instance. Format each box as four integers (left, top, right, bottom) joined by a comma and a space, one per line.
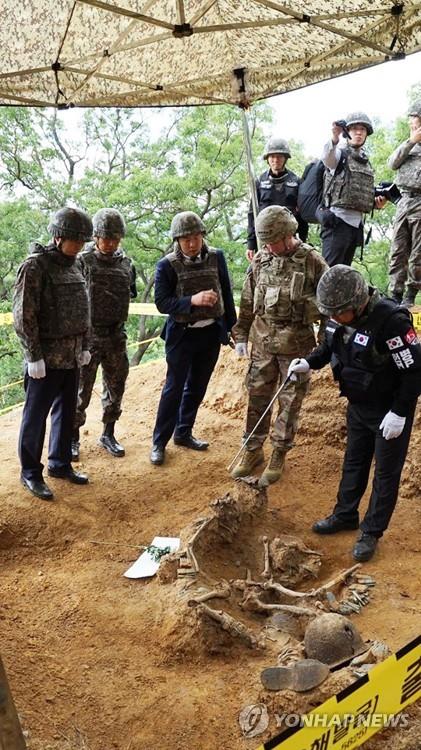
234, 242, 328, 450
388, 139, 421, 301
74, 243, 136, 428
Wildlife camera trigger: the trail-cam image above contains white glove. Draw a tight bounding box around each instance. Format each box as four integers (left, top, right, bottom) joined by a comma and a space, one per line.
379, 411, 406, 440
80, 350, 91, 366
27, 359, 46, 379
287, 358, 310, 382
235, 342, 248, 357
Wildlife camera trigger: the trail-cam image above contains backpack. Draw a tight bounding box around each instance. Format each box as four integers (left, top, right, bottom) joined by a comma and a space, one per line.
297, 160, 326, 224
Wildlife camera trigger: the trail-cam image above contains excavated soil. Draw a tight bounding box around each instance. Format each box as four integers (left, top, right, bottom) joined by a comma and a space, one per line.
0, 349, 420, 750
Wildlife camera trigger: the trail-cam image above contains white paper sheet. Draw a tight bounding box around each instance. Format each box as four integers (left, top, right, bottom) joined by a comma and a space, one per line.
123, 536, 180, 579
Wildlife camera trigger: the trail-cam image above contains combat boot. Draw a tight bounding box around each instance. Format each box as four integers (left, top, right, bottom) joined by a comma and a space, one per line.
231, 448, 264, 478
71, 429, 80, 462
99, 422, 125, 457
258, 448, 286, 487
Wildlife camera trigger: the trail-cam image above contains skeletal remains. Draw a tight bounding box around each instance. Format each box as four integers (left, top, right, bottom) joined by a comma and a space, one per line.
157, 482, 377, 659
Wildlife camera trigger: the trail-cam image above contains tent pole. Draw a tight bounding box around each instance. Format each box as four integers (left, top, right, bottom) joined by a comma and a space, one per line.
0, 655, 27, 749
240, 107, 261, 252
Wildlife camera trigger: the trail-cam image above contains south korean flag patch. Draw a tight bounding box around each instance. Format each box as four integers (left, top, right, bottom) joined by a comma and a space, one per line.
354, 333, 369, 347
386, 336, 403, 350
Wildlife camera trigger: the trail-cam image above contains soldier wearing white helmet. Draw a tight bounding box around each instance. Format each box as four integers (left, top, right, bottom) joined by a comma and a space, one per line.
288, 264, 421, 562
387, 99, 421, 307
232, 205, 327, 486
319, 112, 386, 267
246, 136, 308, 261
150, 211, 237, 466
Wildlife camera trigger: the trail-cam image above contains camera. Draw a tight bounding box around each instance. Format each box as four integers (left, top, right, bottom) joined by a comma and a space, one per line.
333, 119, 351, 139
374, 181, 402, 204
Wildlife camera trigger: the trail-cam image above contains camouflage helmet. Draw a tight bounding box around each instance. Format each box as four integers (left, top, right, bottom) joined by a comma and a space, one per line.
48, 207, 93, 242
93, 208, 126, 239
256, 205, 298, 244
316, 265, 369, 317
408, 99, 421, 118
170, 211, 206, 240
304, 613, 366, 666
345, 111, 373, 136
263, 136, 291, 160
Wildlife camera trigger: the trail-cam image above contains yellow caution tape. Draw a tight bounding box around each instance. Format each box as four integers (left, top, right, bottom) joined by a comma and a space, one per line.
256, 635, 421, 750
0, 312, 14, 325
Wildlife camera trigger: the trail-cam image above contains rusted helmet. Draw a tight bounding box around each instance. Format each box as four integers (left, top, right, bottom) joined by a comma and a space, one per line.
93, 208, 126, 238
48, 207, 92, 241
256, 205, 298, 244
345, 111, 373, 136
316, 265, 369, 317
263, 137, 291, 160
170, 211, 206, 240
304, 613, 366, 666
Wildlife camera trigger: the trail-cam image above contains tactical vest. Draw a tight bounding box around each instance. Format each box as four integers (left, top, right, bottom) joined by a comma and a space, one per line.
257, 169, 300, 213
323, 147, 375, 213
35, 248, 89, 339
251, 244, 321, 354
166, 245, 225, 324
325, 297, 410, 404
81, 246, 132, 328
396, 145, 421, 191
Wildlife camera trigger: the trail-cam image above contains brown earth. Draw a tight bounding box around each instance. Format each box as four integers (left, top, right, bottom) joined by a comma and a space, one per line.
0, 349, 420, 750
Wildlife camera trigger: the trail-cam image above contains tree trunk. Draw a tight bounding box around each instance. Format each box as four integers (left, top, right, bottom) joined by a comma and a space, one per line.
0, 655, 27, 749
129, 315, 162, 366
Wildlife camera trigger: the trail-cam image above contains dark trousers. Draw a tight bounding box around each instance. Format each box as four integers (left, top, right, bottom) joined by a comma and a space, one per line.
18, 367, 79, 480
333, 402, 416, 537
152, 324, 221, 448
320, 214, 363, 266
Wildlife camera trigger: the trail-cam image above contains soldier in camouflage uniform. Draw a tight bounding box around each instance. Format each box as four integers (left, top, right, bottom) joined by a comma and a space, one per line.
72, 209, 137, 460
388, 100, 421, 306
13, 208, 92, 501
232, 205, 328, 487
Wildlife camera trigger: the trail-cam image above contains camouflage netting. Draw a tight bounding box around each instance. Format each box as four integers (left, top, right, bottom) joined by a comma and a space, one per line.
1, 0, 421, 108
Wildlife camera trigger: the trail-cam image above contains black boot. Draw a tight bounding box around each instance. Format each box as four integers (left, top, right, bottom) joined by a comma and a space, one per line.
98, 422, 125, 457
71, 429, 80, 462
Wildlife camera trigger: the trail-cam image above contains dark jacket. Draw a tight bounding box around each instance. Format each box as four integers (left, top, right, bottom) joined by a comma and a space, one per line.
154, 245, 237, 352
306, 290, 421, 416
247, 168, 308, 250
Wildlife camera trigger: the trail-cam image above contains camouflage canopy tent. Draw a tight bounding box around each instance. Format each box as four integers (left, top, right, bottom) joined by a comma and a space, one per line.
2, 0, 421, 108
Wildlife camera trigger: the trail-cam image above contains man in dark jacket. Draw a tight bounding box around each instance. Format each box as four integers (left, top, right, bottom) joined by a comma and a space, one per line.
13, 208, 93, 500
72, 208, 136, 460
288, 265, 421, 562
247, 137, 308, 261
150, 211, 237, 466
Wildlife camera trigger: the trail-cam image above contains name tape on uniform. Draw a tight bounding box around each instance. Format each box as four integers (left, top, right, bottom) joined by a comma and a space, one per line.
256, 634, 421, 750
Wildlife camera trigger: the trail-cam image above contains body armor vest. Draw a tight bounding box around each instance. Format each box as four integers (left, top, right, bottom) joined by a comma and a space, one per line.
251, 243, 320, 355
34, 247, 89, 340
323, 146, 375, 212
325, 297, 409, 404
81, 246, 132, 328
396, 145, 421, 191
257, 169, 300, 213
167, 245, 224, 323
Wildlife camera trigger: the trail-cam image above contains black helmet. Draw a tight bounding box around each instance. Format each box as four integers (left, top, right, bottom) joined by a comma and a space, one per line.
316, 265, 369, 317
48, 207, 93, 241
93, 208, 126, 239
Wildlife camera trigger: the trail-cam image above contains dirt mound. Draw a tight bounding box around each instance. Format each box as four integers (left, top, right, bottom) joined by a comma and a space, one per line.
0, 348, 419, 749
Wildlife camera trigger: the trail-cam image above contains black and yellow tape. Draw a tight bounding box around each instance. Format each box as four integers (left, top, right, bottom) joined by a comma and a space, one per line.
257, 634, 421, 750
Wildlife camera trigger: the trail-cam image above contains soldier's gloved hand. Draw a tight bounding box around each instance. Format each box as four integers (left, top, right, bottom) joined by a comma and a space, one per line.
80, 350, 91, 366
287, 358, 310, 381
379, 411, 406, 440
235, 342, 248, 358
27, 359, 46, 379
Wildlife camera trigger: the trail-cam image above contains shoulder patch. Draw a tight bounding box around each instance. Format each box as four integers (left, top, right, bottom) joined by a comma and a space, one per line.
386, 335, 404, 350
